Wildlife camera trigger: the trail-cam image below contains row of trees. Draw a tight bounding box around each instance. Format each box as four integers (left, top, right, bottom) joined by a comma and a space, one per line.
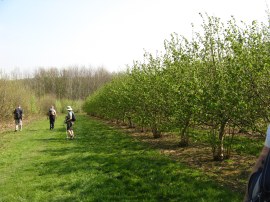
84, 14, 270, 161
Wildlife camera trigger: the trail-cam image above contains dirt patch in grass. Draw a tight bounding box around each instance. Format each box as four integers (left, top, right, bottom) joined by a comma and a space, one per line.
130, 131, 254, 194
100, 119, 256, 195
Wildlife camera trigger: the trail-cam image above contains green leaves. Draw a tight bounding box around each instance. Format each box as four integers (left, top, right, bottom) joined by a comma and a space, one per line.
84, 13, 270, 159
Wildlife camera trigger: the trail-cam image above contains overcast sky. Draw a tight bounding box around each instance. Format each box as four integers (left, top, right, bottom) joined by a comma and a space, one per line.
0, 0, 269, 74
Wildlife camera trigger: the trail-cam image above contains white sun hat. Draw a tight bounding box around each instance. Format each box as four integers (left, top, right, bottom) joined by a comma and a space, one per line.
66, 106, 73, 111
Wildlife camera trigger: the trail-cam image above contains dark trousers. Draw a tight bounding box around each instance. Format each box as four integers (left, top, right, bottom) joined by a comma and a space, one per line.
49, 116, 55, 129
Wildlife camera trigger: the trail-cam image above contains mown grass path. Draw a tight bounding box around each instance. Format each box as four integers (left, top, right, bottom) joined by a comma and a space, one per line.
0, 114, 242, 202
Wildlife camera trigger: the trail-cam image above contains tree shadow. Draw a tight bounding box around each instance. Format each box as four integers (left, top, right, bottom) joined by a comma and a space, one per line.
29, 116, 241, 201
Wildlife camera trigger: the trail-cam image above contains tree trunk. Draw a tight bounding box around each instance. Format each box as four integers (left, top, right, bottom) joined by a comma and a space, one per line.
127, 116, 133, 128
152, 126, 161, 138
213, 121, 226, 161
179, 122, 189, 147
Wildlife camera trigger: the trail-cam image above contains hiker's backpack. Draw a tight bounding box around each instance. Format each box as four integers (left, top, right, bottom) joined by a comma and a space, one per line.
71, 112, 76, 122
49, 109, 55, 116
248, 151, 270, 202
14, 109, 21, 119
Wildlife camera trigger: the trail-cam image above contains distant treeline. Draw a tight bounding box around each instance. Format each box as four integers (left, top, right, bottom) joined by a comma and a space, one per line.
0, 66, 114, 122
24, 67, 112, 100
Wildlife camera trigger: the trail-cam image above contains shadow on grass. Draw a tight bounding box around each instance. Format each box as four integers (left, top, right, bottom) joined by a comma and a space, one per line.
33, 115, 241, 202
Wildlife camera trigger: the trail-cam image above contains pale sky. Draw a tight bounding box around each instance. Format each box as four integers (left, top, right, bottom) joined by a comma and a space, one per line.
0, 0, 269, 74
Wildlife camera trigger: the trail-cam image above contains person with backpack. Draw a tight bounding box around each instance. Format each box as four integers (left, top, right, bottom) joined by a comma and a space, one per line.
244, 125, 270, 202
48, 105, 57, 130
65, 106, 76, 139
13, 105, 23, 132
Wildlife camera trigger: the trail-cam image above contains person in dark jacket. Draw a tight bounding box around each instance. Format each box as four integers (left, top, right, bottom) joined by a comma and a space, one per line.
13, 105, 23, 132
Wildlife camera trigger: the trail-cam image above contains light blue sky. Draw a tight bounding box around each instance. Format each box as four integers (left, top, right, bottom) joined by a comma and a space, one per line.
0, 0, 269, 74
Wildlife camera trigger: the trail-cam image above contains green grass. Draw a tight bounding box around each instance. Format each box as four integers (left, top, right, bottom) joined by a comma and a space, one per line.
0, 114, 242, 202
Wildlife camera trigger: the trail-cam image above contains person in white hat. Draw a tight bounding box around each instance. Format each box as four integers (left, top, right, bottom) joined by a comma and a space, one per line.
65, 106, 75, 139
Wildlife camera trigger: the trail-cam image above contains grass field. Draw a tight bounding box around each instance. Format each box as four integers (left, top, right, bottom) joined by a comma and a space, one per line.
0, 114, 242, 202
